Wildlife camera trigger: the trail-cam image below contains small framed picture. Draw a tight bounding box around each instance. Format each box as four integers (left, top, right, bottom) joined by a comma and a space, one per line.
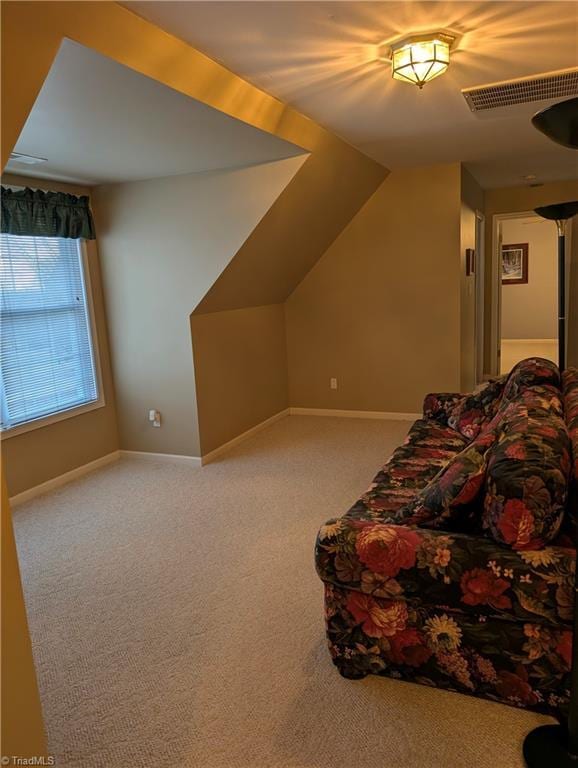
501, 243, 528, 285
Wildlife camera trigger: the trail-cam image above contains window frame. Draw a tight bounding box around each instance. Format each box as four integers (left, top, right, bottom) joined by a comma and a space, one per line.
0, 237, 105, 439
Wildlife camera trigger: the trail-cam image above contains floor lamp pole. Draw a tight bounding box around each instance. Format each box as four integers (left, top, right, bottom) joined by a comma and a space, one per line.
557, 218, 566, 373
523, 202, 578, 767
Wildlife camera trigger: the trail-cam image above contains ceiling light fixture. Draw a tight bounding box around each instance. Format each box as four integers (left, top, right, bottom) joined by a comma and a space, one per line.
390, 33, 454, 89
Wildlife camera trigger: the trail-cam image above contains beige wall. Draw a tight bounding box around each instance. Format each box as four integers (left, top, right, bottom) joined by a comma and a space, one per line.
191, 304, 288, 455
285, 163, 463, 413
500, 217, 557, 340
93, 158, 304, 457
483, 179, 578, 373
1, 174, 118, 496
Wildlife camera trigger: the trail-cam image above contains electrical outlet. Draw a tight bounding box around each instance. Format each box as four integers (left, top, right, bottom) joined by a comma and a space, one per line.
149, 409, 161, 428
330, 378, 338, 390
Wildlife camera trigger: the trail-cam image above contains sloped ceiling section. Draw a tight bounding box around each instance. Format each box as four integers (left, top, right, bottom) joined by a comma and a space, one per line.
193, 135, 388, 314
2, 2, 388, 311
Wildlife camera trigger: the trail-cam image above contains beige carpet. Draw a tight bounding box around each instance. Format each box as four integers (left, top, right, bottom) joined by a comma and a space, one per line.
14, 415, 551, 768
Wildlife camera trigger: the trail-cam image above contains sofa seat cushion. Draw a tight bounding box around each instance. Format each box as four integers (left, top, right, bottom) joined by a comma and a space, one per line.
346, 419, 468, 524
483, 386, 572, 550
315, 520, 575, 627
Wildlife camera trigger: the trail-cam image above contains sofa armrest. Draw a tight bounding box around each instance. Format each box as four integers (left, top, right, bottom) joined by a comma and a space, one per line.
315, 517, 575, 627
422, 392, 462, 425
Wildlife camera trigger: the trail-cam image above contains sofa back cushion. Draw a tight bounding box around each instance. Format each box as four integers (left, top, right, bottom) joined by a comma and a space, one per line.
483, 386, 571, 550
447, 377, 506, 440
562, 368, 578, 535
443, 358, 559, 442
403, 428, 496, 531
563, 368, 578, 483
501, 357, 561, 403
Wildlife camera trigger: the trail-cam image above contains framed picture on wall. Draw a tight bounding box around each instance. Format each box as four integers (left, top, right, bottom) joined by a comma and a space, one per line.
501, 242, 528, 285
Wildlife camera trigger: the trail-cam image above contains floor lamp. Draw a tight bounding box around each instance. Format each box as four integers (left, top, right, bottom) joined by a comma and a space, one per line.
533, 202, 578, 372
523, 97, 578, 767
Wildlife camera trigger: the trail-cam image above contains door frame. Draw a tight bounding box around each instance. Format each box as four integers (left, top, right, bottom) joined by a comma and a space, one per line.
490, 210, 536, 377
474, 209, 485, 384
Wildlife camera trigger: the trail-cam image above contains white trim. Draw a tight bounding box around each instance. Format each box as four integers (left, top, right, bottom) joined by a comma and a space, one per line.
491, 210, 537, 377
501, 338, 558, 345
120, 450, 201, 466
201, 408, 290, 465
9, 450, 120, 506
1, 239, 106, 439
475, 209, 485, 385
1, 398, 106, 440
8, 408, 418, 505
289, 407, 421, 420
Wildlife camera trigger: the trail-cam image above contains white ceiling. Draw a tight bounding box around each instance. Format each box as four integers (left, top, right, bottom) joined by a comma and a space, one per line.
125, 0, 578, 189
5, 39, 306, 185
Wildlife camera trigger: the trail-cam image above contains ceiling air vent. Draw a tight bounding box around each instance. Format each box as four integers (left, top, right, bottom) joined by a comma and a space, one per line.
462, 69, 578, 112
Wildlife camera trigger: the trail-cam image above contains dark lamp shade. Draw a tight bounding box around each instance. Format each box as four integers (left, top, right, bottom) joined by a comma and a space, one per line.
532, 97, 578, 149
534, 202, 578, 222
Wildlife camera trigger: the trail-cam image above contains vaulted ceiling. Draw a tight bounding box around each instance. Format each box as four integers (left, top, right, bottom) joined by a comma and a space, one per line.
125, 1, 578, 188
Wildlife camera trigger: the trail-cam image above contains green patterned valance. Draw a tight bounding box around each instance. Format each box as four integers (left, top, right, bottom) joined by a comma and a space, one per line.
1, 186, 96, 240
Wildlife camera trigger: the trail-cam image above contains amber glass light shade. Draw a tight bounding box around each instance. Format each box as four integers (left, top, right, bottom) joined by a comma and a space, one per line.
391, 36, 451, 88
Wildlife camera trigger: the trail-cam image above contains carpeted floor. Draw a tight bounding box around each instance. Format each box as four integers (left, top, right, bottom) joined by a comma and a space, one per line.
14, 415, 551, 768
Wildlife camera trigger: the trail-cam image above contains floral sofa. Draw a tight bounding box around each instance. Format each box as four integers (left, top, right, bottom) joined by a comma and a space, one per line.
315, 358, 578, 719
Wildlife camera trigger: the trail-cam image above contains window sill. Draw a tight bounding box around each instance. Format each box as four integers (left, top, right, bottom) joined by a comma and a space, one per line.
0, 397, 106, 440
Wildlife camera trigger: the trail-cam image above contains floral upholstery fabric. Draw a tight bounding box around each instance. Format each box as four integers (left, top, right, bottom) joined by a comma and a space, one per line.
315, 358, 577, 719
447, 376, 507, 440
324, 583, 571, 717
562, 368, 578, 541
422, 357, 559, 437
316, 520, 575, 626
348, 419, 467, 523
317, 521, 574, 717
423, 392, 463, 427
563, 368, 578, 491
401, 429, 497, 531
501, 357, 561, 402
483, 386, 571, 550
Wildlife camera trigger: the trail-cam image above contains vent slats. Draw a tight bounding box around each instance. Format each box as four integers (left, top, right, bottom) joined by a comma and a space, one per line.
462, 70, 578, 112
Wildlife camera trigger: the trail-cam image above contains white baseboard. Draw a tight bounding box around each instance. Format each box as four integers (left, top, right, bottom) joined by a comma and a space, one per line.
9, 408, 417, 504
201, 408, 290, 465
289, 407, 421, 421
120, 450, 201, 466
10, 450, 121, 506
501, 338, 557, 345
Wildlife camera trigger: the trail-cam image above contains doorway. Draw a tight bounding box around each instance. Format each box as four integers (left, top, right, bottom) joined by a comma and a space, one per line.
492, 211, 558, 375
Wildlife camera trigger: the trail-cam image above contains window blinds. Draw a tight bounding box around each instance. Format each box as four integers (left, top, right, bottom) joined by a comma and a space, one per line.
0, 233, 98, 430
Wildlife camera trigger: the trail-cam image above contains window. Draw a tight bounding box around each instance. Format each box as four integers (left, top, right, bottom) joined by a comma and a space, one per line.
0, 234, 101, 433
